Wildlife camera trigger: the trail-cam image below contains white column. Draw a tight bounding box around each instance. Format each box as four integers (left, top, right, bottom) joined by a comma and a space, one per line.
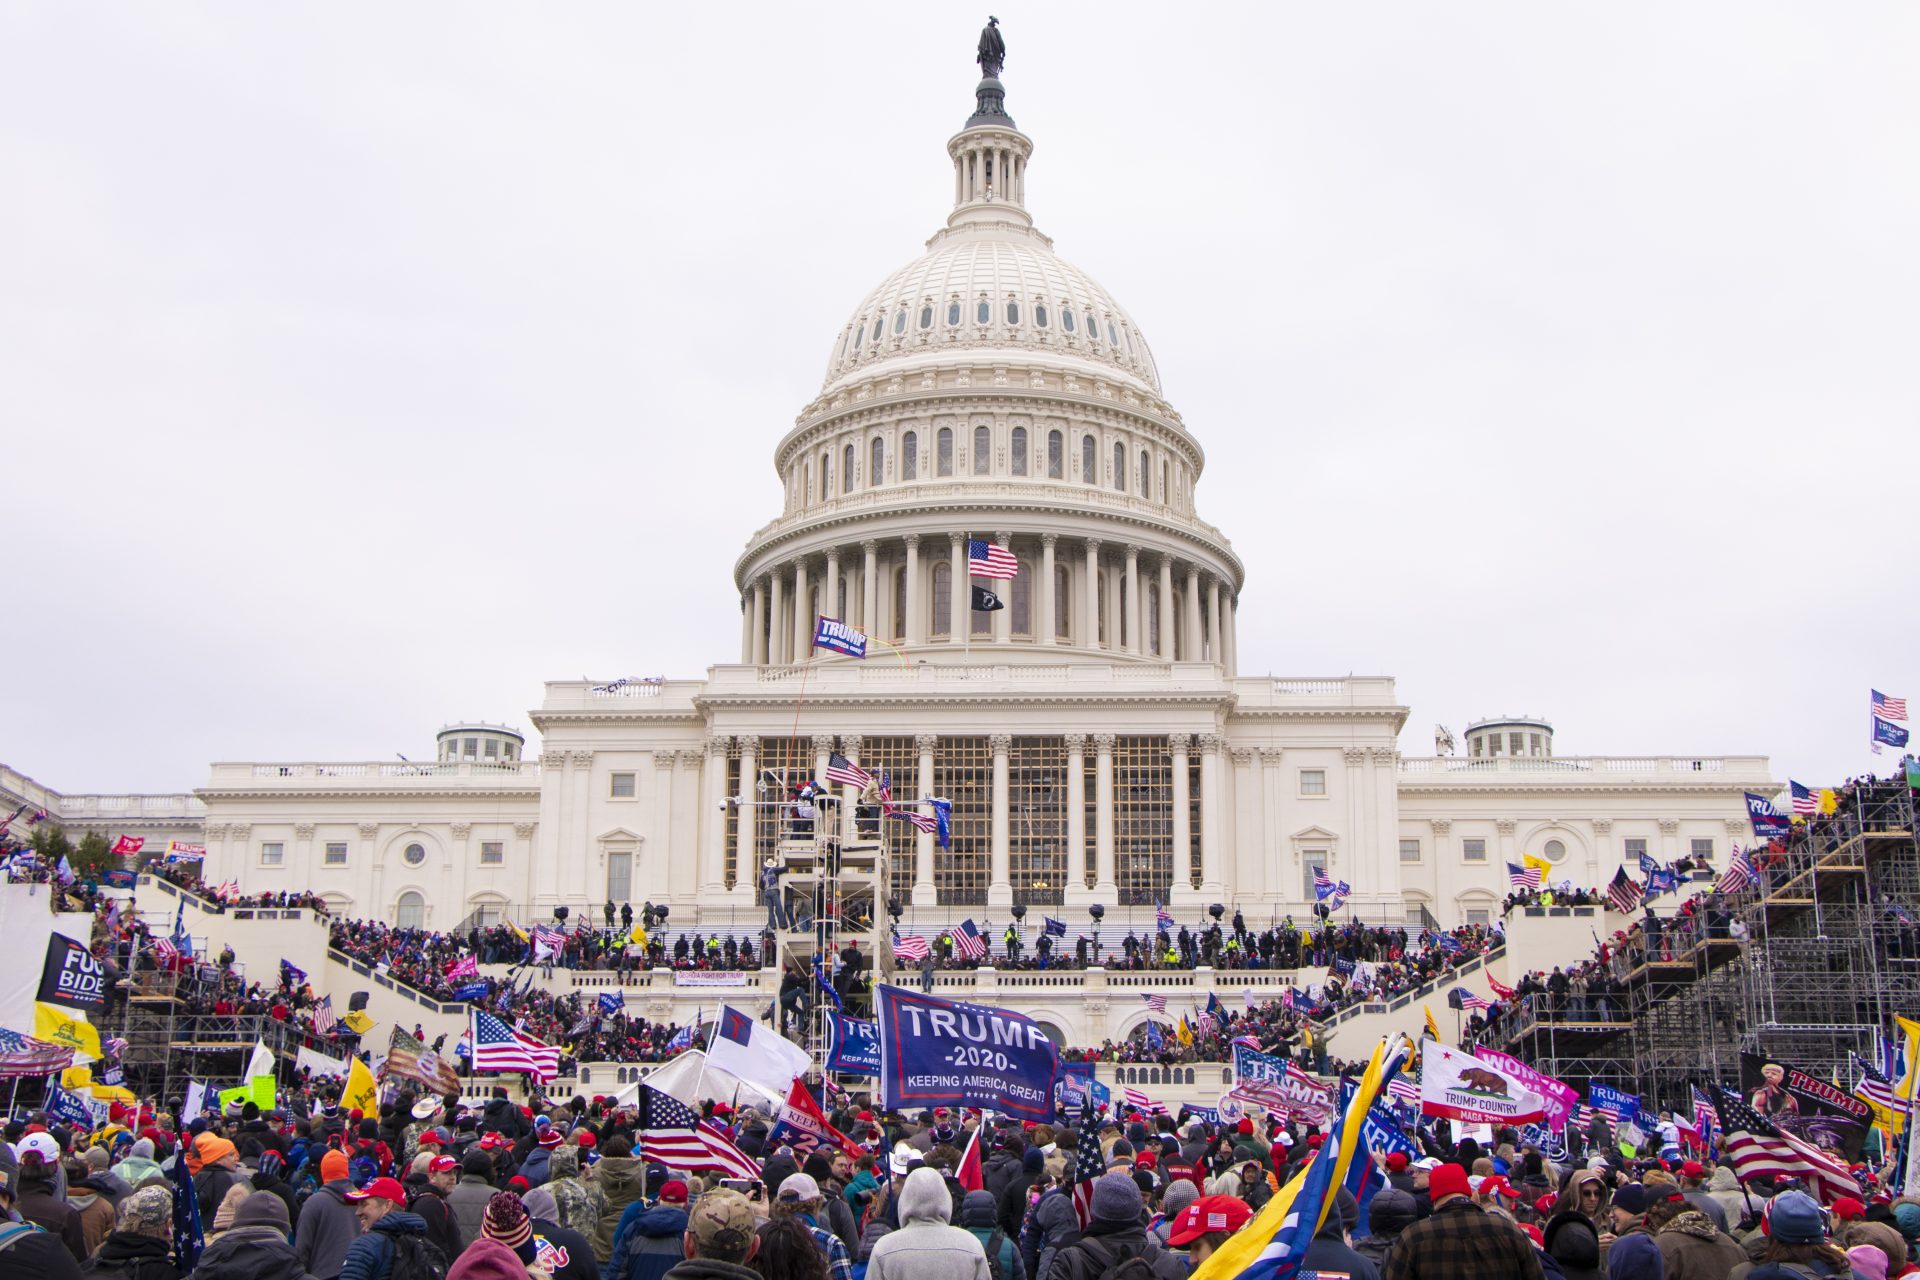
1094, 733, 1116, 899
1156, 555, 1175, 659
768, 572, 786, 665
1105, 560, 1123, 654
733, 736, 757, 896
738, 591, 752, 663
1223, 593, 1238, 676
1083, 539, 1101, 650
1039, 534, 1057, 646
701, 736, 729, 897
839, 734, 864, 844
811, 734, 832, 795
792, 559, 811, 661
569, 750, 593, 906
1065, 734, 1087, 899
993, 531, 1013, 644
904, 535, 923, 646
861, 540, 879, 634
989, 733, 1012, 906
751, 580, 768, 665
1124, 545, 1141, 655
1207, 578, 1223, 665
1184, 565, 1202, 662
949, 534, 967, 647
824, 549, 840, 626
1199, 735, 1225, 896
913, 733, 937, 905
1170, 734, 1193, 899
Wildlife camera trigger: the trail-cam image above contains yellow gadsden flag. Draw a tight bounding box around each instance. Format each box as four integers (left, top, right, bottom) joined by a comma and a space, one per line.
341, 1009, 375, 1035
1522, 852, 1555, 880
1424, 1004, 1442, 1043
342, 1055, 379, 1114
35, 1003, 102, 1062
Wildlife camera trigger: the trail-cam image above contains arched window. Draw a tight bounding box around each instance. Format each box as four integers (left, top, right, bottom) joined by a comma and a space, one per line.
892, 567, 907, 640
937, 428, 954, 477
821, 450, 831, 497
1047, 429, 1063, 478
871, 316, 884, 342
1010, 426, 1027, 476
871, 437, 885, 486
1113, 443, 1126, 491
1147, 584, 1161, 654
973, 426, 991, 475
1062, 308, 1076, 333
947, 300, 961, 326
1086, 312, 1099, 340
1054, 563, 1071, 639
919, 305, 933, 330
1011, 559, 1032, 636
844, 443, 856, 494
1082, 435, 1096, 485
1139, 449, 1150, 496
804, 461, 813, 502
902, 431, 918, 480
931, 562, 952, 638
1161, 460, 1169, 502
1108, 319, 1120, 346
1006, 300, 1020, 326
836, 575, 848, 621
1035, 303, 1049, 328
976, 299, 991, 325
893, 308, 907, 334
395, 891, 425, 930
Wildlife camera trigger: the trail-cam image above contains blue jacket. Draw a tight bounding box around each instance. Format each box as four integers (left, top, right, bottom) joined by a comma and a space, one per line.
520, 1148, 553, 1188
337, 1212, 429, 1280
602, 1203, 688, 1280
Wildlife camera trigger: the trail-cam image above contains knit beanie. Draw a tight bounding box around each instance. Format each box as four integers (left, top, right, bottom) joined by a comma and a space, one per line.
1090, 1172, 1144, 1224
482, 1190, 533, 1250
1161, 1177, 1200, 1223
234, 1192, 292, 1232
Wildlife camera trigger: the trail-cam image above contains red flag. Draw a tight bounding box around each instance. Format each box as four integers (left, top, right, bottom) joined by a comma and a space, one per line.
783, 1079, 862, 1158
111, 836, 144, 857
956, 1125, 984, 1193
1486, 973, 1516, 1000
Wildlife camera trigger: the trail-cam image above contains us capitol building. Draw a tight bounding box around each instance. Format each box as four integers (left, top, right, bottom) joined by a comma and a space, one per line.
10, 41, 1775, 952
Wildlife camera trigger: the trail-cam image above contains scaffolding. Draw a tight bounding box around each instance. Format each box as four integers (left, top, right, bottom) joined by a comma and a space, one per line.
118, 957, 302, 1102
1472, 776, 1920, 1114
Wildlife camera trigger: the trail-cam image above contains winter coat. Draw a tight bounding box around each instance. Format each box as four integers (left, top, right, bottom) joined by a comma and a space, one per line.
518, 1148, 553, 1189
590, 1159, 650, 1262
601, 1204, 687, 1280
1706, 1167, 1749, 1230
447, 1179, 498, 1254
337, 1212, 431, 1280
195, 1164, 247, 1224
865, 1170, 990, 1280
0, 1217, 88, 1280
658, 1258, 762, 1280
1353, 1234, 1404, 1271
1543, 1212, 1605, 1280
293, 1180, 365, 1280
407, 1185, 462, 1263
1046, 1220, 1184, 1280
67, 1188, 119, 1258
1302, 1213, 1380, 1280
189, 1226, 315, 1280
17, 1184, 89, 1263
1029, 1190, 1080, 1280
1654, 1211, 1749, 1280
982, 1152, 1022, 1204
76, 1232, 182, 1280
479, 1099, 528, 1141
1683, 1190, 1731, 1234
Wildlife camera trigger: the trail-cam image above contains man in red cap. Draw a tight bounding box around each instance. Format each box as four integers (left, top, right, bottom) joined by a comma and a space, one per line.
1381, 1163, 1544, 1279
1675, 1160, 1729, 1232
1165, 1195, 1251, 1267
339, 1177, 438, 1280
411, 1154, 464, 1261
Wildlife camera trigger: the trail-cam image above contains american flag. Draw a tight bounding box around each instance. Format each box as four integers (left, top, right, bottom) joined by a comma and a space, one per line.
950, 919, 986, 960
1155, 905, 1175, 932
1789, 781, 1819, 815
877, 772, 892, 805
1142, 992, 1168, 1014
1507, 862, 1542, 891
1457, 991, 1493, 1012
531, 924, 567, 959
1716, 846, 1756, 896
1313, 867, 1334, 892
1386, 1077, 1420, 1103
1120, 1087, 1166, 1114
888, 806, 938, 834
1195, 1012, 1216, 1036
1606, 865, 1643, 915
966, 539, 1019, 580
1069, 1100, 1106, 1227
470, 1010, 561, 1080
825, 752, 873, 790
1874, 690, 1909, 721
891, 932, 931, 962
1852, 1051, 1910, 1116
153, 935, 180, 967
1692, 1087, 1721, 1138
310, 995, 337, 1037
385, 1025, 461, 1093
1711, 1086, 1858, 1204
0, 1027, 74, 1078
634, 1084, 762, 1179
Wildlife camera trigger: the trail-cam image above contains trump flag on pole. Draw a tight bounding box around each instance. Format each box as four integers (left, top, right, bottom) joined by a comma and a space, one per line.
1419, 1041, 1548, 1126
874, 984, 1059, 1122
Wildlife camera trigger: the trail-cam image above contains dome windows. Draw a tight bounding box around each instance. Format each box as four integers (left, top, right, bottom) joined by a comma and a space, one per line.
1061, 308, 1076, 334
1113, 442, 1126, 491
1081, 435, 1096, 485
936, 427, 954, 477
1085, 311, 1100, 341
919, 305, 933, 330
977, 299, 991, 325
870, 316, 883, 342
902, 431, 918, 480
870, 436, 884, 485
1006, 299, 1020, 326
1034, 303, 1049, 329
1107, 319, 1120, 347
844, 443, 856, 493
1010, 426, 1028, 476
1047, 429, 1063, 478
972, 425, 991, 475
893, 308, 907, 335
948, 300, 962, 326
1139, 449, 1150, 497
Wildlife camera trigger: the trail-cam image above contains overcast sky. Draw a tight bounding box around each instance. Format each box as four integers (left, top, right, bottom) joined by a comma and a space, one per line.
4, 4, 1916, 797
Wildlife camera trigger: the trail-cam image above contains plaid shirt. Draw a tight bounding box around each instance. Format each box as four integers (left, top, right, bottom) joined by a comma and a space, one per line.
1382, 1199, 1544, 1280
804, 1219, 855, 1280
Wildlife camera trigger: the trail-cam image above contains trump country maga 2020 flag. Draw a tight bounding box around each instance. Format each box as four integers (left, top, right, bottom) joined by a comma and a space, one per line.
1419, 1040, 1549, 1126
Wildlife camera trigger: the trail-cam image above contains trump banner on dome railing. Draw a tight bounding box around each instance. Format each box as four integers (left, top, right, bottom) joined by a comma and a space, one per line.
874, 984, 1059, 1122
1418, 1040, 1549, 1126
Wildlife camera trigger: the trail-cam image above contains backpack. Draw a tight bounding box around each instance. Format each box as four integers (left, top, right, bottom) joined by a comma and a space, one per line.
980, 1229, 1012, 1280
0, 1222, 42, 1254
385, 1232, 450, 1280
1069, 1236, 1159, 1280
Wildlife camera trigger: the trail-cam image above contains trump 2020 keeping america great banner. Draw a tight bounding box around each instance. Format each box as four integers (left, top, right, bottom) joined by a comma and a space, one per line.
874, 984, 1059, 1122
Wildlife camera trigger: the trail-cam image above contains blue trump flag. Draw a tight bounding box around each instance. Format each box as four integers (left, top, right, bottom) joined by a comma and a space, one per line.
598, 992, 625, 1016
1746, 792, 1791, 840
932, 799, 952, 849
874, 983, 1059, 1122
825, 1014, 880, 1076
1590, 1081, 1640, 1125
1875, 716, 1911, 750
812, 616, 868, 659
452, 981, 490, 1002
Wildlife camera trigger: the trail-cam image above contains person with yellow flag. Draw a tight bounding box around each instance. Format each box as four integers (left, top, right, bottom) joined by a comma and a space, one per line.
341, 1054, 379, 1114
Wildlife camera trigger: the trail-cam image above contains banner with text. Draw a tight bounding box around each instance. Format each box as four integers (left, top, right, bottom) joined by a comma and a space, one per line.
1477, 1049, 1580, 1131
825, 1014, 880, 1077
812, 617, 869, 659
672, 972, 751, 987
1229, 1042, 1334, 1125
1741, 1051, 1871, 1160
38, 933, 109, 1013
1419, 1040, 1548, 1126
874, 984, 1059, 1122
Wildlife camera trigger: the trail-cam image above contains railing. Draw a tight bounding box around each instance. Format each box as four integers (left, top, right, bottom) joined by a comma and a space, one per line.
327, 949, 471, 1016
1399, 755, 1771, 778
207, 761, 542, 783
59, 793, 204, 819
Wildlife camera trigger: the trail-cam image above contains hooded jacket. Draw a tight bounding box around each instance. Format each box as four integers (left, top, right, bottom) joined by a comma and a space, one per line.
1705, 1167, 1748, 1230
1301, 1193, 1379, 1280
1654, 1209, 1747, 1280
76, 1231, 182, 1280
68, 1183, 120, 1257
293, 1180, 365, 1280
866, 1169, 991, 1280
447, 1171, 498, 1250
337, 1211, 431, 1280
602, 1203, 689, 1280
1543, 1211, 1605, 1280
1029, 1189, 1080, 1280
17, 1176, 89, 1263
1606, 1233, 1665, 1280
591, 1158, 650, 1262
961, 1191, 1025, 1280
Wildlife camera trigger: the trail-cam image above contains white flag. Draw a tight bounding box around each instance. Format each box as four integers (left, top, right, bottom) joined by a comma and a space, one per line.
1418, 1039, 1548, 1126
703, 1003, 810, 1099
244, 1039, 275, 1084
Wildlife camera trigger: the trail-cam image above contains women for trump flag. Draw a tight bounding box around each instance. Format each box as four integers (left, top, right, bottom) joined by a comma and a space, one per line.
1419, 1040, 1548, 1126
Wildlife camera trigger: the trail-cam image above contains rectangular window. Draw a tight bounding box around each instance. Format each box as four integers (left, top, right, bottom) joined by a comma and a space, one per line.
1466, 908, 1492, 927
606, 851, 632, 903
1399, 839, 1421, 863
484, 739, 499, 758
610, 772, 636, 798
1301, 849, 1327, 901
1509, 732, 1525, 756
1624, 837, 1647, 860
464, 738, 478, 758
1690, 838, 1714, 861
1462, 838, 1487, 862
1010, 737, 1067, 907
1188, 756, 1203, 888
260, 842, 284, 867
480, 841, 504, 865
1405, 906, 1428, 927
1083, 749, 1099, 888
323, 842, 347, 866
1113, 735, 1173, 906
935, 736, 991, 906
1299, 769, 1327, 797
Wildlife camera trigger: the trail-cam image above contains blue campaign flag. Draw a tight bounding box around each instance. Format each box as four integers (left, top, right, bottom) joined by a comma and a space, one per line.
452, 981, 490, 1002
814, 959, 843, 1010
1145, 1020, 1165, 1050
1647, 867, 1681, 897
1185, 1104, 1220, 1126
1522, 1123, 1569, 1162
874, 984, 1059, 1122
1331, 956, 1357, 977
1746, 792, 1792, 840
1639, 851, 1661, 877
1057, 1061, 1097, 1107
931, 798, 952, 849
103, 868, 136, 889
1042, 916, 1067, 938
1875, 716, 1911, 750
825, 1014, 880, 1076
45, 1085, 97, 1128
1590, 1081, 1641, 1125
598, 992, 625, 1016
812, 616, 868, 658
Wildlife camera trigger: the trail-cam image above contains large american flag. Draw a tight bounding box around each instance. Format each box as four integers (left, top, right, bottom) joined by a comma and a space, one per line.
1874, 690, 1909, 721
1141, 992, 1168, 1014
1155, 905, 1175, 932
1852, 1051, 1910, 1116
531, 925, 567, 959
1789, 781, 1819, 816
1069, 1101, 1106, 1227
888, 805, 938, 834
1716, 846, 1756, 896
891, 932, 931, 962
310, 995, 337, 1037
1386, 1076, 1420, 1103
950, 919, 986, 960
152, 935, 180, 967
470, 1010, 561, 1080
825, 753, 873, 790
635, 1085, 761, 1179
1120, 1087, 1166, 1114
1606, 866, 1643, 915
0, 1027, 74, 1078
1711, 1086, 1857, 1203
1457, 991, 1493, 1012
966, 539, 1019, 580
1507, 862, 1542, 892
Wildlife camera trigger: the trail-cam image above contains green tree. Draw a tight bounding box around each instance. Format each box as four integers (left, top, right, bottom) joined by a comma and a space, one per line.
70, 831, 117, 880
29, 823, 75, 865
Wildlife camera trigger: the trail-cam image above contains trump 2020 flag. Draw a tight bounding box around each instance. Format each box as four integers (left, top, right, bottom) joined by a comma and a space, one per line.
704, 1003, 810, 1099
1746, 792, 1791, 840
813, 616, 868, 659
1874, 716, 1911, 753
1418, 1040, 1548, 1125
874, 984, 1059, 1122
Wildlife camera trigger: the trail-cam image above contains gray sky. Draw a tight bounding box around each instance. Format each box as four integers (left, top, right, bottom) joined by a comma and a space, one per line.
4, 4, 1916, 797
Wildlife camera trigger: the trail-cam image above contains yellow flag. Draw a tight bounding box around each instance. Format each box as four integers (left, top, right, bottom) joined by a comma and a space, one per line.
1423, 1005, 1442, 1043
342, 1055, 379, 1114
341, 1009, 375, 1035
61, 1065, 94, 1090
1175, 1016, 1194, 1047
503, 919, 528, 941
1522, 852, 1554, 878
34, 1003, 101, 1061
629, 925, 648, 948
87, 1082, 137, 1106
1819, 789, 1839, 815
